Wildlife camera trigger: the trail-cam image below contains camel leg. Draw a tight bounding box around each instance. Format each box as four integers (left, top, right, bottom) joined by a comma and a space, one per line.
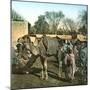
44, 58, 48, 80
72, 65, 75, 80
41, 64, 44, 80
40, 56, 48, 80
40, 56, 45, 80
58, 61, 62, 78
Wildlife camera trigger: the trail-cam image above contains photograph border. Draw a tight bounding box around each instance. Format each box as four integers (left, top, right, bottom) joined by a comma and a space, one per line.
11, 0, 88, 89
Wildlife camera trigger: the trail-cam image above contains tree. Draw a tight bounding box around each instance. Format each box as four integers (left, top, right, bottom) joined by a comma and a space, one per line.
34, 15, 49, 34
78, 25, 87, 35
45, 11, 64, 34
79, 10, 87, 27
78, 10, 87, 34
30, 26, 37, 34
12, 9, 24, 21
62, 18, 78, 35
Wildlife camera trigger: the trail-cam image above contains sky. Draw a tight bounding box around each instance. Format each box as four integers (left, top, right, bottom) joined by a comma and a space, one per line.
12, 0, 87, 26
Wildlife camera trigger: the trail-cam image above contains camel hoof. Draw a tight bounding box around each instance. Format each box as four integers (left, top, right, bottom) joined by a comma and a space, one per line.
40, 76, 44, 80
45, 77, 48, 80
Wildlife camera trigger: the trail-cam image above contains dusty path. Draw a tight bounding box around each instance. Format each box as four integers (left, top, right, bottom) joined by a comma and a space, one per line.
11, 56, 87, 89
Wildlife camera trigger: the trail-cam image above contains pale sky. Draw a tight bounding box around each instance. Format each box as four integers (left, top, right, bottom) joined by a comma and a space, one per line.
12, 0, 87, 26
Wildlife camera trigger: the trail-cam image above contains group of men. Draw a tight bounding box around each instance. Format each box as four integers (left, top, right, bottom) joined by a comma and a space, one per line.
58, 39, 87, 81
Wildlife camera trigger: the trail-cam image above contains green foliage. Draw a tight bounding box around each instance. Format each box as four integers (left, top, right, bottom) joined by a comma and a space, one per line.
12, 9, 24, 21
63, 18, 77, 32
11, 9, 87, 35
45, 11, 64, 34
30, 26, 37, 34
79, 10, 87, 26
78, 10, 87, 34
34, 15, 49, 34
78, 25, 87, 35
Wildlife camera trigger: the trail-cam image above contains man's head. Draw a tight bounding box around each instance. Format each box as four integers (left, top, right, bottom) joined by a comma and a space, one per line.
67, 47, 73, 54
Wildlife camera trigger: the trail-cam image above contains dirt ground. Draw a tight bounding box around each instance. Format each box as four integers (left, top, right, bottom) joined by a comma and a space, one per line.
11, 56, 87, 89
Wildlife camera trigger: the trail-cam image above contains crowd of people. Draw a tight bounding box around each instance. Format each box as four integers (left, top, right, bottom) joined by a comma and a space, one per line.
58, 39, 87, 81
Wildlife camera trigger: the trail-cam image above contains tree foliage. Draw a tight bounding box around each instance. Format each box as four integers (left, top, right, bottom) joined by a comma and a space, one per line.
45, 11, 64, 34
12, 9, 24, 21
63, 18, 77, 32
12, 9, 87, 35
34, 15, 49, 34
79, 10, 87, 26
78, 10, 87, 34
30, 26, 37, 34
